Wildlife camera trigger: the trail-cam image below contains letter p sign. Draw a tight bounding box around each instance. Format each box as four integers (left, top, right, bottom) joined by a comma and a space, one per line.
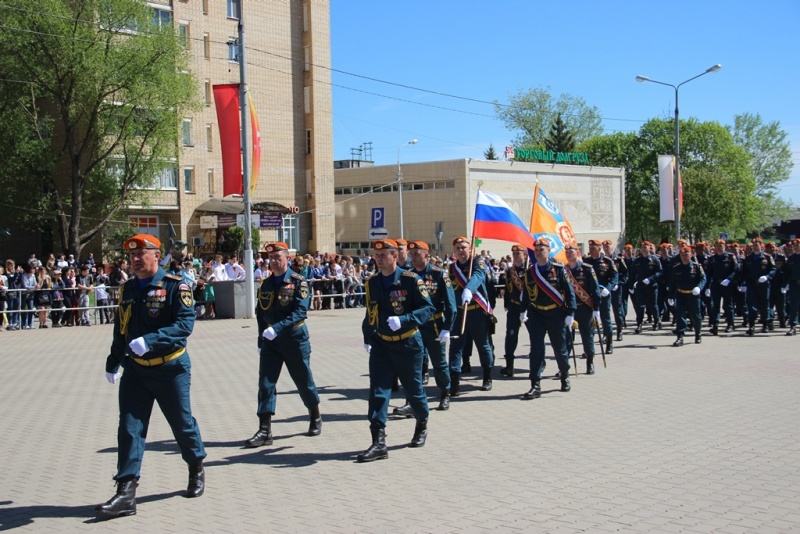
371, 207, 384, 229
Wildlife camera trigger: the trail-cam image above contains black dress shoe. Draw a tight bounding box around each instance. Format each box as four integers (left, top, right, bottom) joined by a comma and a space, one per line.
480, 368, 492, 391
768, 322, 775, 331
522, 383, 541, 400
761, 324, 769, 333
633, 325, 642, 334
308, 406, 322, 436
409, 422, 428, 448
437, 393, 450, 411
392, 403, 414, 418
710, 326, 718, 336
449, 373, 461, 397
653, 322, 661, 331
560, 376, 571, 392
96, 479, 137, 517
746, 328, 755, 337
616, 331, 623, 342
786, 326, 797, 336
186, 461, 205, 498
586, 362, 595, 375
606, 341, 613, 354
245, 426, 273, 448
695, 334, 702, 344
672, 337, 684, 347
725, 324, 734, 333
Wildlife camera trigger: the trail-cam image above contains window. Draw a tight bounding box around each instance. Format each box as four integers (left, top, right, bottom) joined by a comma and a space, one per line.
304, 86, 311, 114
203, 33, 210, 59
305, 129, 312, 155
204, 79, 211, 105
156, 165, 177, 189
202, 0, 209, 15
153, 8, 172, 28
279, 215, 299, 250
205, 124, 213, 152
227, 0, 240, 19
228, 38, 239, 63
208, 168, 215, 196
130, 216, 159, 239
183, 167, 195, 193
178, 22, 189, 48
182, 118, 193, 146
304, 46, 311, 71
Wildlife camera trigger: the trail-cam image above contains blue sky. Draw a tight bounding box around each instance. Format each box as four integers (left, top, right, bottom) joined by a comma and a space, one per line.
330, 0, 800, 205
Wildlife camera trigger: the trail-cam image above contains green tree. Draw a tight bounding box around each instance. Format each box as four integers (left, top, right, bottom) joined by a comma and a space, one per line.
0, 0, 198, 257
494, 87, 602, 148
484, 143, 498, 160
544, 113, 576, 153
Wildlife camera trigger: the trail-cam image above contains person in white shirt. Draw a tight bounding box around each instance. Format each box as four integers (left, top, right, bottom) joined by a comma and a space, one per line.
212, 255, 229, 281
224, 256, 246, 281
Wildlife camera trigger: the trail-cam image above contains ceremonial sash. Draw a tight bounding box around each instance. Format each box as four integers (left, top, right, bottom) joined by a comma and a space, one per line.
566, 264, 592, 308
532, 263, 565, 308
509, 266, 524, 294
453, 262, 492, 314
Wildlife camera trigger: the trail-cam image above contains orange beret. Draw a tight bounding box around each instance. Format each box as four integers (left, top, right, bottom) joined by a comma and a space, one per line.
124, 233, 161, 250
264, 242, 289, 253
452, 236, 470, 246
765, 241, 776, 247
680, 246, 692, 253
624, 244, 633, 249
588, 239, 602, 246
639, 240, 651, 247
731, 243, 741, 248
407, 240, 429, 251
677, 239, 687, 245
602, 239, 613, 245
659, 243, 669, 249
373, 239, 399, 250
751, 237, 763, 244
792, 238, 800, 245
395, 238, 408, 246
533, 237, 551, 247
564, 241, 579, 250
511, 243, 527, 252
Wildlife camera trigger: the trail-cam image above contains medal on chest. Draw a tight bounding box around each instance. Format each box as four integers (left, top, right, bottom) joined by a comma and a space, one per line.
390, 289, 407, 314
146, 289, 166, 317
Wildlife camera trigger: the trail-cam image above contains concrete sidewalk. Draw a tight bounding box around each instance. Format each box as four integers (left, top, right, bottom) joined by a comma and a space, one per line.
1, 309, 798, 533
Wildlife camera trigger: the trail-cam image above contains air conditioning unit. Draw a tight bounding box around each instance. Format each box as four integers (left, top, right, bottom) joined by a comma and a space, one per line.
191, 237, 205, 247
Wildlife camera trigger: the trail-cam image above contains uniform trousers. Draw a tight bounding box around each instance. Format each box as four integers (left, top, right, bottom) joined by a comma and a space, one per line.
449, 308, 494, 373
746, 283, 771, 326
634, 283, 659, 325
787, 284, 800, 326
566, 305, 596, 358
525, 307, 571, 380
368, 334, 429, 428
675, 294, 702, 337
258, 327, 319, 416
709, 284, 735, 327
504, 305, 523, 357
420, 324, 450, 393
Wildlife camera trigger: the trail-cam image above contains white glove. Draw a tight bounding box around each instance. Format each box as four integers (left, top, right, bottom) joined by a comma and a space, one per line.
668, 299, 675, 306
692, 287, 701, 296
519, 311, 528, 324
105, 371, 122, 384
758, 275, 768, 284
704, 288, 711, 297
721, 279, 730, 287
642, 278, 651, 285
633, 282, 638, 289
364, 344, 371, 354
262, 327, 277, 340
129, 337, 149, 356
436, 330, 450, 343
628, 288, 635, 295
739, 286, 747, 293
612, 285, 618, 291
592, 311, 601, 321
461, 288, 473, 305
564, 315, 574, 328
600, 288, 610, 297
782, 285, 789, 294
387, 316, 401, 331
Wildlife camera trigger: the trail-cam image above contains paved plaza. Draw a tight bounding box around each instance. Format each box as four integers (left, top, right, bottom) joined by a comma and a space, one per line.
1, 308, 799, 533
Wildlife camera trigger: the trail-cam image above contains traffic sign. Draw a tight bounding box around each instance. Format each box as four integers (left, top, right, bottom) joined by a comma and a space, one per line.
719, 233, 728, 240
371, 207, 385, 229
368, 227, 389, 240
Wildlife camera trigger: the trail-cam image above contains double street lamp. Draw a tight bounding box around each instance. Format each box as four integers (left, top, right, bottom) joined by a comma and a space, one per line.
636, 64, 722, 243
397, 139, 418, 239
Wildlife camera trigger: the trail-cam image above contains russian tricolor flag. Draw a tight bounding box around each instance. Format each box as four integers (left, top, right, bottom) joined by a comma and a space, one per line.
473, 189, 536, 249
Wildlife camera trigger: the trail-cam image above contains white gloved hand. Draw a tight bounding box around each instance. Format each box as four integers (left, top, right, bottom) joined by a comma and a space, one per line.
436, 330, 450, 343
642, 278, 651, 285
601, 287, 610, 297
592, 311, 601, 322
519, 311, 528, 324
721, 279, 730, 287
704, 288, 710, 297
387, 316, 401, 331
364, 344, 371, 354
461, 288, 473, 305
564, 315, 574, 328
782, 285, 789, 294
612, 285, 619, 291
668, 299, 675, 306
128, 337, 149, 356
739, 286, 747, 293
628, 288, 635, 295
692, 287, 701, 296
262, 327, 277, 340
633, 282, 638, 289
758, 275, 768, 284
105, 371, 122, 384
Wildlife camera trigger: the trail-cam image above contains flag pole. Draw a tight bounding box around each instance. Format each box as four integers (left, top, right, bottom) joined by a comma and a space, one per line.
456, 186, 482, 337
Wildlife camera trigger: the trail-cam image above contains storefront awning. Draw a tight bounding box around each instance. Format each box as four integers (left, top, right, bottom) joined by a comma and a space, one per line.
196, 196, 292, 215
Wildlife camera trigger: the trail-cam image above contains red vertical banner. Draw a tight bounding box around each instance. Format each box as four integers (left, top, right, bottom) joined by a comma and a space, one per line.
247, 91, 261, 195
213, 84, 242, 196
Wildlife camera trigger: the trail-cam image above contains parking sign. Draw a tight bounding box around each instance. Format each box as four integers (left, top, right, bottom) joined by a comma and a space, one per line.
371, 207, 384, 229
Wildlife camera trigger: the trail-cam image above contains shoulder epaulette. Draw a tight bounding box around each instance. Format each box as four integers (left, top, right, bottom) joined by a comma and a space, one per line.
430, 265, 442, 272
402, 271, 418, 278
551, 260, 565, 267
164, 273, 183, 281
290, 272, 304, 280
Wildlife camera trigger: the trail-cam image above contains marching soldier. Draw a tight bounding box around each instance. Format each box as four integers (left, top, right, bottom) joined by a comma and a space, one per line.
246, 242, 321, 449
393, 240, 456, 414
657, 244, 673, 324
740, 238, 777, 335
97, 234, 206, 518
765, 242, 787, 328
564, 242, 602, 374
784, 239, 800, 335
602, 239, 627, 341
584, 239, 618, 354
630, 241, 663, 333
669, 246, 706, 346
447, 237, 495, 395
520, 237, 576, 399
500, 244, 528, 377
359, 239, 435, 462
706, 238, 739, 334
395, 238, 413, 270
621, 244, 635, 322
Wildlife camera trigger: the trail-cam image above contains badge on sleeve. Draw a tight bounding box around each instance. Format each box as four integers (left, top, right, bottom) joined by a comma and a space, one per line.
417, 278, 429, 299
179, 283, 193, 308
300, 281, 309, 300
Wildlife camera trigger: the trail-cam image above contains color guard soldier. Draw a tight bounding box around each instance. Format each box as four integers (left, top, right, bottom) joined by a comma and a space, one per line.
564, 242, 601, 374
706, 238, 739, 334
520, 237, 576, 399
668, 246, 706, 346
359, 239, 435, 462
740, 238, 777, 335
393, 240, 456, 414
447, 237, 495, 395
500, 244, 528, 377
584, 239, 618, 354
246, 242, 321, 449
784, 239, 800, 335
97, 234, 206, 518
630, 241, 663, 333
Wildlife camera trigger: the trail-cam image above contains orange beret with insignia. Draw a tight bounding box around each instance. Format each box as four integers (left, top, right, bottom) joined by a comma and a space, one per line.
511, 243, 527, 252
677, 239, 687, 245
264, 242, 289, 253
407, 240, 429, 251
602, 239, 613, 245
395, 238, 408, 246
124, 233, 161, 250
588, 239, 602, 246
373, 239, 399, 250
680, 246, 692, 253
624, 244, 633, 249
715, 238, 726, 245
534, 237, 551, 247
452, 236, 470, 246
751, 237, 763, 245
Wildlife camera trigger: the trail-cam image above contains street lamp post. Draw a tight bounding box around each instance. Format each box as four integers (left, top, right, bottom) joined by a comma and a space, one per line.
636, 64, 721, 243
397, 139, 418, 239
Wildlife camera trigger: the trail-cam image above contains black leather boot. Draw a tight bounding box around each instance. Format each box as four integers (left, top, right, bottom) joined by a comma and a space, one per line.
187, 460, 205, 498
437, 391, 450, 411
392, 403, 414, 418
586, 358, 595, 375
695, 333, 702, 344
522, 380, 541, 400
245, 414, 273, 448
710, 324, 718, 336
560, 374, 571, 392
616, 330, 623, 341
449, 372, 461, 397
606, 338, 613, 354
307, 405, 322, 436
673, 336, 684, 347
786, 325, 797, 336
409, 421, 428, 448
95, 478, 137, 517
357, 427, 388, 462
480, 368, 493, 391
500, 356, 514, 377
634, 324, 642, 334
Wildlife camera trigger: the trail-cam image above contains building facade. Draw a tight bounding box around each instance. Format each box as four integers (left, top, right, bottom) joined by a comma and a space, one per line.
334, 159, 625, 257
